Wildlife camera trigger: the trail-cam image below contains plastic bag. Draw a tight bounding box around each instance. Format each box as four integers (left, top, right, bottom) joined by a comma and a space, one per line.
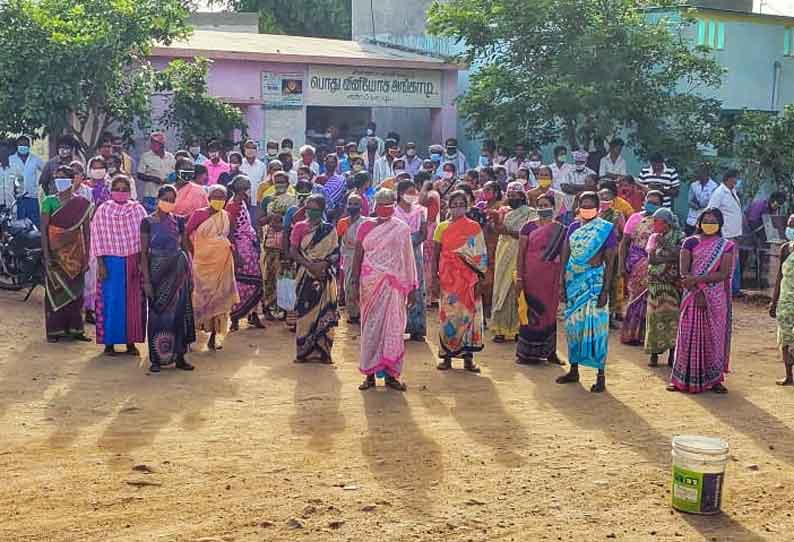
277, 275, 297, 311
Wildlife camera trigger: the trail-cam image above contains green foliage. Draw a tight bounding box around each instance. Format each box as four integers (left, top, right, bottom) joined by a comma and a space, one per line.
158, 58, 247, 147
220, 0, 351, 40
734, 106, 794, 200
0, 0, 191, 154
428, 0, 725, 173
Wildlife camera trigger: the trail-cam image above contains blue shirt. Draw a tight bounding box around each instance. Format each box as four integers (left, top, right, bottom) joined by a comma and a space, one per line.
9, 152, 44, 197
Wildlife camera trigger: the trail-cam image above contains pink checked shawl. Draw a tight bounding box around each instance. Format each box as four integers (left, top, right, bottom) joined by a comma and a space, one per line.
394, 203, 427, 234
90, 200, 147, 257
358, 218, 418, 378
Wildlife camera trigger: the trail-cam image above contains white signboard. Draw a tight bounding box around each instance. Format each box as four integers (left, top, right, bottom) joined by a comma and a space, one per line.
261, 71, 304, 108
306, 66, 443, 108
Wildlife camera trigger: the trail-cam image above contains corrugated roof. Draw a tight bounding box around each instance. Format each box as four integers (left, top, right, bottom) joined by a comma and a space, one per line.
152, 30, 461, 71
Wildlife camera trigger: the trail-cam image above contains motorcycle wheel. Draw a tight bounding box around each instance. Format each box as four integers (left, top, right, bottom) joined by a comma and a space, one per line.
0, 274, 28, 291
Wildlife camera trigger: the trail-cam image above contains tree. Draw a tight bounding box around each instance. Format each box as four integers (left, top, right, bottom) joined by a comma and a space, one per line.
733, 106, 794, 200
427, 0, 725, 171
219, 0, 352, 40
158, 58, 247, 147
0, 0, 191, 154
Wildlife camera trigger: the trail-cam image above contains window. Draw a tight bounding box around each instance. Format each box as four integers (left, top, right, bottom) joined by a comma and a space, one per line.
785, 28, 794, 57
696, 18, 725, 50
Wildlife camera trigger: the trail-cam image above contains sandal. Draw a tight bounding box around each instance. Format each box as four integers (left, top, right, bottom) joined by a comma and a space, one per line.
229, 320, 240, 332
666, 384, 679, 392
359, 376, 376, 390
248, 313, 266, 329
125, 344, 140, 356
149, 363, 161, 373
590, 375, 606, 393
711, 383, 728, 394
463, 356, 481, 374
385, 376, 407, 392
436, 358, 452, 371
493, 335, 505, 344
176, 359, 195, 371
648, 354, 659, 367
556, 370, 580, 384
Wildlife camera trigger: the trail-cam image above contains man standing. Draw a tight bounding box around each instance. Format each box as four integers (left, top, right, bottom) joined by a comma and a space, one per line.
374, 139, 399, 185
638, 152, 680, 209
358, 121, 385, 156
9, 135, 43, 223
403, 142, 422, 177
549, 145, 574, 191
39, 135, 78, 196
240, 139, 267, 194
110, 135, 135, 175
188, 137, 207, 165
297, 145, 320, 175
708, 169, 744, 296
204, 140, 230, 186
599, 138, 627, 180
442, 137, 467, 175
505, 142, 529, 178
137, 132, 175, 213
560, 149, 596, 216
686, 163, 719, 235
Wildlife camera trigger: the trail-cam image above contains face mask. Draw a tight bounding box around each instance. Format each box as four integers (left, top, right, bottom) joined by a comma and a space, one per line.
353, 164, 364, 172
189, 146, 201, 156
575, 164, 586, 172
538, 178, 552, 188
406, 149, 416, 157
786, 227, 794, 241
443, 171, 454, 179
376, 204, 395, 219
537, 208, 554, 219
644, 202, 659, 215
89, 169, 106, 180
403, 194, 419, 205
482, 192, 495, 202
347, 206, 361, 216
54, 177, 73, 193
448, 206, 467, 219
701, 223, 719, 235
58, 148, 72, 159
267, 149, 278, 157
209, 152, 220, 161
446, 147, 457, 156
244, 149, 257, 159
366, 129, 374, 136
275, 184, 288, 195
111, 190, 130, 203
528, 160, 542, 169
283, 146, 293, 154
17, 145, 29, 155
556, 154, 567, 162
652, 221, 668, 234
599, 200, 613, 211
158, 200, 176, 214
307, 208, 324, 221
478, 156, 491, 167
428, 153, 440, 163
579, 208, 598, 220
508, 198, 525, 209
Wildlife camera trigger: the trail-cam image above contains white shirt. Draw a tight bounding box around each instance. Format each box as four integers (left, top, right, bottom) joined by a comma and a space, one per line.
240, 158, 267, 195
505, 157, 529, 177
687, 178, 719, 227
358, 136, 385, 156
707, 183, 742, 239
599, 154, 627, 178
373, 156, 394, 185
0, 165, 16, 208
549, 162, 574, 191
560, 166, 596, 211
9, 153, 43, 197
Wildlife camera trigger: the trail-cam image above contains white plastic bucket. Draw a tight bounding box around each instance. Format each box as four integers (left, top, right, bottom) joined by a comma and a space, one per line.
671, 435, 729, 514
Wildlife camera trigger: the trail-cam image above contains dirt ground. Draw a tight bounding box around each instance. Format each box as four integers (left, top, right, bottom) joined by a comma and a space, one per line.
2, 289, 794, 542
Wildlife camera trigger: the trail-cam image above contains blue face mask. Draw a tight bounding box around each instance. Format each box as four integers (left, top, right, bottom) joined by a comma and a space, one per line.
478, 155, 491, 167
17, 145, 29, 155
644, 202, 659, 215
54, 177, 73, 193
430, 153, 442, 163
786, 227, 794, 242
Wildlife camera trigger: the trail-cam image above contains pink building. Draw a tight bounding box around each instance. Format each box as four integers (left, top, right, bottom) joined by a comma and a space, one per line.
150, 31, 462, 152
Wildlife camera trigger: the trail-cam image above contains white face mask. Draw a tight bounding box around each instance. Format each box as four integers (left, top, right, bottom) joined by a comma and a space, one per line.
89, 169, 106, 180
189, 146, 201, 156
403, 194, 419, 205
366, 129, 374, 136
244, 148, 257, 159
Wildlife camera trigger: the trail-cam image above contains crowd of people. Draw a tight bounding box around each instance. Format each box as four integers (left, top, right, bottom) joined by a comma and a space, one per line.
6, 125, 794, 391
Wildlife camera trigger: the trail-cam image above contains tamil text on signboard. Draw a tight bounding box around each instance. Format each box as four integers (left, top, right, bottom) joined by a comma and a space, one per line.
306, 66, 443, 108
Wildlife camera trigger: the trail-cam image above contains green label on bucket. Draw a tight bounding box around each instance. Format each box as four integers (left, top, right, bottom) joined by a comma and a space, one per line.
672, 465, 724, 514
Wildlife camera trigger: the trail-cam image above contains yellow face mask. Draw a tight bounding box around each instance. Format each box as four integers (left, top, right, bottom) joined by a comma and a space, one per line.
209, 199, 226, 211
538, 178, 552, 188
701, 223, 719, 235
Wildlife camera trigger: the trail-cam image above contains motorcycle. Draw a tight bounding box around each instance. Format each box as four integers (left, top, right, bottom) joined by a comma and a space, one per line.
0, 194, 44, 300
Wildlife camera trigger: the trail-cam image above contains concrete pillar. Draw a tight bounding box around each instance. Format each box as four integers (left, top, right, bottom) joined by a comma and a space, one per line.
246, 104, 265, 147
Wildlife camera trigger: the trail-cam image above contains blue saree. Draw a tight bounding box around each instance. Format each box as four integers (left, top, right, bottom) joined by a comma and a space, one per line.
564, 218, 614, 369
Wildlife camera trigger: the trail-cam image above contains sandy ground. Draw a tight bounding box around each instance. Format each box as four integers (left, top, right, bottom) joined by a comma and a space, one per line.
2, 289, 794, 542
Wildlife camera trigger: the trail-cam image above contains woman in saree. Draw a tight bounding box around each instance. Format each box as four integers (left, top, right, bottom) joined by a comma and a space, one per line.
394, 179, 428, 341
479, 180, 504, 319
226, 175, 265, 331
645, 208, 683, 367
140, 186, 196, 372
259, 171, 296, 320
557, 192, 617, 393
668, 208, 734, 394
337, 193, 366, 323
186, 185, 239, 351
289, 194, 340, 364
620, 190, 664, 345
516, 193, 566, 364
770, 215, 794, 386
597, 181, 627, 329
351, 188, 417, 392
491, 181, 535, 342
41, 166, 93, 342
81, 156, 112, 324
432, 190, 489, 373
91, 175, 148, 356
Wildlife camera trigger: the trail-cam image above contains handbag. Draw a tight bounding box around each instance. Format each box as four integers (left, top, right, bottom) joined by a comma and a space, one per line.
277, 273, 297, 311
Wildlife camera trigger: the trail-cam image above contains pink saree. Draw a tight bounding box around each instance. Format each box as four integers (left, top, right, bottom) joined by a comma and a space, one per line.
359, 218, 418, 378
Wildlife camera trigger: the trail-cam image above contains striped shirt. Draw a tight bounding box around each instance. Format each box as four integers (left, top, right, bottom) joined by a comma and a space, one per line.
638, 165, 680, 208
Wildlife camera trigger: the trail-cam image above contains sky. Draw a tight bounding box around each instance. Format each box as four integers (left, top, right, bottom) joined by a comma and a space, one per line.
756, 0, 794, 16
